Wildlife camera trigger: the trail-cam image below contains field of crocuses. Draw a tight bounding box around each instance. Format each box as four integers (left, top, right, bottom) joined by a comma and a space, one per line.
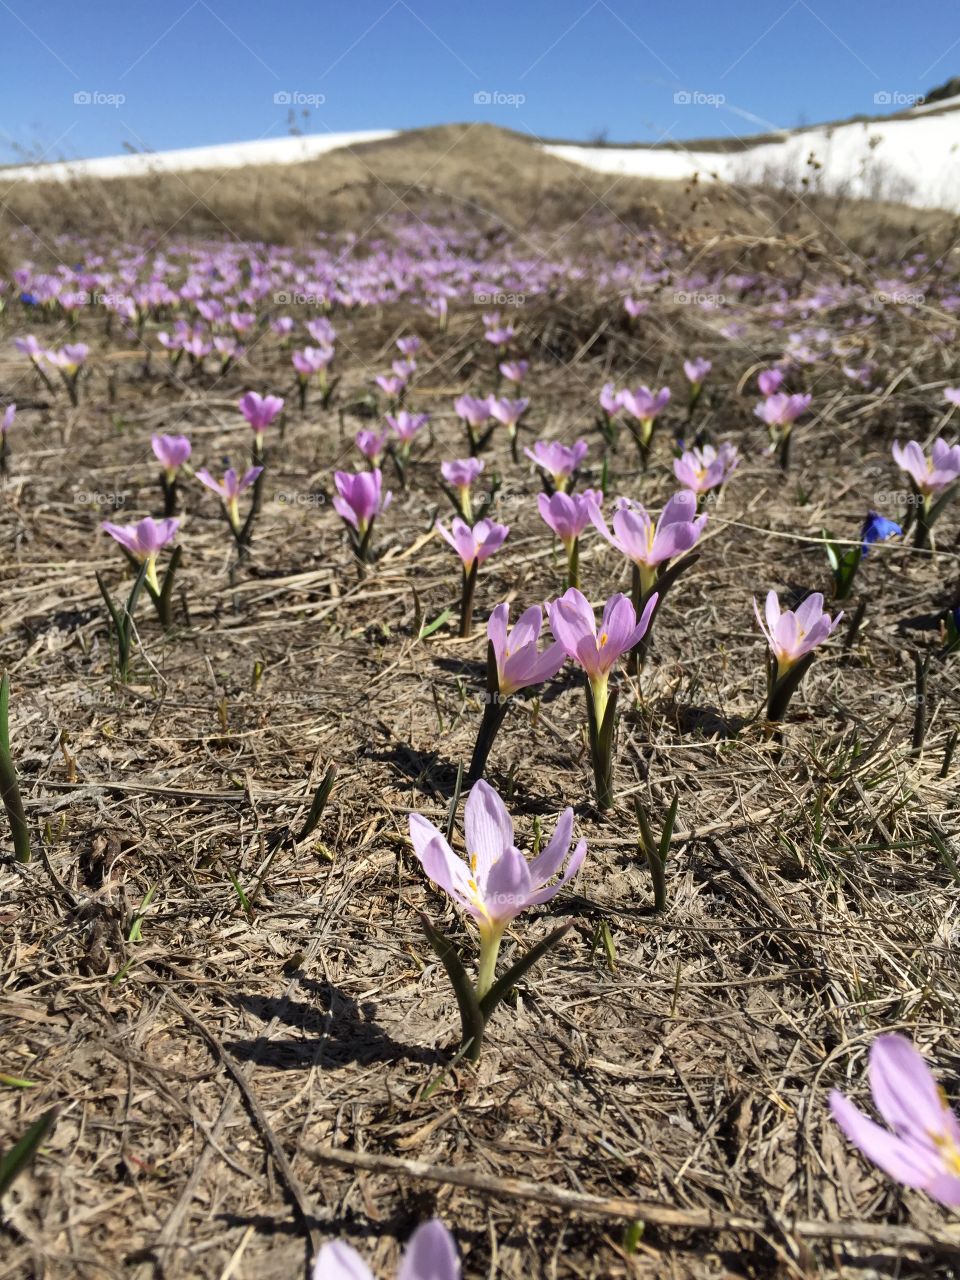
1, 213, 959, 1279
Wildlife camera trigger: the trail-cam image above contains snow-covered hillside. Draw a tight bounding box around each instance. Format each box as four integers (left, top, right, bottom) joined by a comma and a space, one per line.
0, 131, 396, 183
545, 98, 960, 212
3, 98, 960, 213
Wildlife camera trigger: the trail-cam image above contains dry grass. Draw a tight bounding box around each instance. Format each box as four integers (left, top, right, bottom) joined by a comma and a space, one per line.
1, 194, 960, 1280
1, 124, 955, 260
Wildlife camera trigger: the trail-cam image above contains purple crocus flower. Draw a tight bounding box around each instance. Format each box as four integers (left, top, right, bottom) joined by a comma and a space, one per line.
683, 357, 711, 385
943, 387, 960, 408
754, 590, 842, 679
754, 392, 811, 429
758, 368, 785, 396
538, 489, 602, 549
409, 779, 586, 995
488, 602, 566, 696
454, 394, 493, 430
102, 516, 179, 592
376, 373, 406, 398
620, 385, 670, 424
1, 404, 14, 435
333, 468, 391, 535
548, 588, 657, 723
591, 491, 706, 593
830, 1034, 960, 1208
271, 315, 295, 336
524, 439, 588, 492
396, 335, 421, 357
151, 433, 192, 478
673, 443, 739, 496
599, 382, 622, 417
499, 360, 529, 384
313, 1218, 460, 1280
355, 429, 387, 466
195, 465, 263, 531
489, 396, 529, 434
623, 296, 648, 319
386, 410, 429, 446
892, 437, 960, 497
13, 335, 44, 364
292, 347, 332, 378
441, 457, 484, 520
238, 391, 284, 442
47, 343, 88, 374
435, 516, 508, 569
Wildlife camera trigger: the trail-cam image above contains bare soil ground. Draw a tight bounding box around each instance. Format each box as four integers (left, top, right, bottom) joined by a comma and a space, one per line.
1, 201, 960, 1280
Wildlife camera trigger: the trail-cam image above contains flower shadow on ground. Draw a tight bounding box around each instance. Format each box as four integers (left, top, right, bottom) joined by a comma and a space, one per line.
227, 978, 445, 1069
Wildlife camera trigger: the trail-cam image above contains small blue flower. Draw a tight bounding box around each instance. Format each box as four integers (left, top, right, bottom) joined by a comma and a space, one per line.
19, 292, 38, 306
861, 511, 902, 556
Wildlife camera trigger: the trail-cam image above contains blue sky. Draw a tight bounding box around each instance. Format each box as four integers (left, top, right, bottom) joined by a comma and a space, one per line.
1, 0, 957, 162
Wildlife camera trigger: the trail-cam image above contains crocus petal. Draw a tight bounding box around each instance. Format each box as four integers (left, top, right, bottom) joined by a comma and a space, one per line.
830, 1091, 938, 1189
312, 1241, 374, 1280
528, 808, 573, 885
464, 780, 513, 885
869, 1035, 955, 1141
487, 603, 509, 668
483, 845, 533, 922
408, 814, 474, 910
526, 837, 587, 906
397, 1219, 461, 1280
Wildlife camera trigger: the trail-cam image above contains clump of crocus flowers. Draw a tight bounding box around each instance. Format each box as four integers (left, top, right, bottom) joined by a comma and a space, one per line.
151, 433, 192, 516
468, 602, 565, 780
891, 437, 960, 548
435, 516, 508, 636
548, 590, 657, 809
755, 392, 811, 470
333, 469, 391, 564
754, 590, 842, 738
830, 1034, 960, 1208
409, 779, 585, 1061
